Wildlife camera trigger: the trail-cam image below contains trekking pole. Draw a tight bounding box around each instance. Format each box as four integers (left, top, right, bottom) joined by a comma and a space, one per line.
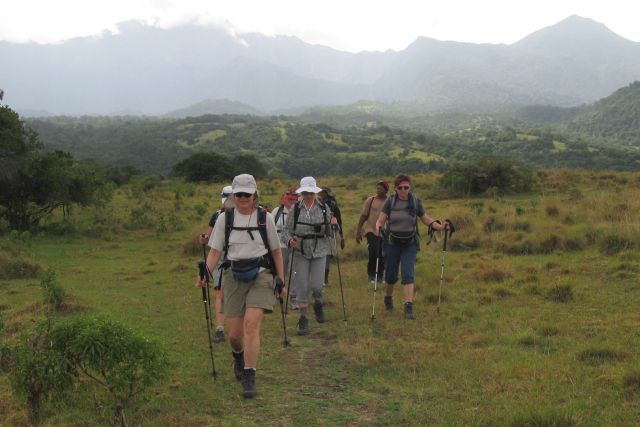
197, 261, 218, 379
274, 277, 290, 347
201, 243, 214, 324
284, 248, 295, 315
436, 220, 455, 315
370, 233, 382, 321
332, 225, 347, 323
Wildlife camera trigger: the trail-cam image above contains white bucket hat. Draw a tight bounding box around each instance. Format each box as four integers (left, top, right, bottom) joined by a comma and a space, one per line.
296, 176, 322, 194
232, 174, 257, 194
220, 185, 233, 203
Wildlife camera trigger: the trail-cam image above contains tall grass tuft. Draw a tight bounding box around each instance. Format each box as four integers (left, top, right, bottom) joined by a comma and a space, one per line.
509, 407, 575, 426
599, 234, 635, 255
40, 269, 66, 310
577, 348, 627, 365
546, 283, 574, 303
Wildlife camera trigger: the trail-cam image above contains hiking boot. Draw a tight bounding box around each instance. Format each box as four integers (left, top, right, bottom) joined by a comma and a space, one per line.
213, 329, 225, 343
297, 316, 310, 335
384, 296, 394, 312
404, 302, 416, 320
313, 301, 325, 323
232, 351, 244, 381
241, 369, 257, 398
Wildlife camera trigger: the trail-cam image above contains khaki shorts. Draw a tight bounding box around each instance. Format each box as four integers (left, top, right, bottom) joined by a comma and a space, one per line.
221, 270, 277, 318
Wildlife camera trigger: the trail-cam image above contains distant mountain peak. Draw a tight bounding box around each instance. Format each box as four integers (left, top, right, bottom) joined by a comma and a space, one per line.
514, 14, 632, 49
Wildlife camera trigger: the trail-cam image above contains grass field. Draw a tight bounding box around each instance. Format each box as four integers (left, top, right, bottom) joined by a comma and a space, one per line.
1, 171, 640, 426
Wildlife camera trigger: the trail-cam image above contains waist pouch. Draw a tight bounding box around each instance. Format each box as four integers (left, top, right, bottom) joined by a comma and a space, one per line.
389, 231, 415, 246
230, 257, 263, 282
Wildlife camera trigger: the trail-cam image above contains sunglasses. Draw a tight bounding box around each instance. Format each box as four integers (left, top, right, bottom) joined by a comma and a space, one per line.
221, 192, 231, 198
234, 192, 253, 198
396, 185, 410, 190
301, 191, 314, 195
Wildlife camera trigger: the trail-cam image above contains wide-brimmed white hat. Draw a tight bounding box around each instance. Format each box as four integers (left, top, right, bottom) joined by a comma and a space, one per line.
232, 174, 257, 194
296, 176, 322, 194
220, 185, 233, 203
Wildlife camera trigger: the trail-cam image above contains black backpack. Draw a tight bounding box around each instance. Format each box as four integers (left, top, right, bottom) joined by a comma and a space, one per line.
223, 207, 275, 276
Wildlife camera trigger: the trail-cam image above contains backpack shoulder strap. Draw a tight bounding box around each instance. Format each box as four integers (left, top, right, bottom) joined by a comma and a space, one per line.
273, 204, 285, 224
223, 208, 235, 257
364, 196, 375, 219
257, 207, 276, 277
293, 203, 301, 231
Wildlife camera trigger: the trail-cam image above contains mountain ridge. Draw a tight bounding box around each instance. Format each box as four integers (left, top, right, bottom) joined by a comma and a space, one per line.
2, 15, 639, 115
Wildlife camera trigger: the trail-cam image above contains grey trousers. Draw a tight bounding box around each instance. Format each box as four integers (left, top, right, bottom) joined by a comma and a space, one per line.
292, 253, 326, 304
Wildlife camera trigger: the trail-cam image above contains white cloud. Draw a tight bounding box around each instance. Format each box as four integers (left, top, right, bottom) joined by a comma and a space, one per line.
0, 0, 638, 51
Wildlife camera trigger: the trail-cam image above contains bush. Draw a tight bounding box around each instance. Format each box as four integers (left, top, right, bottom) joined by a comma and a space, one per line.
40, 269, 66, 310
9, 321, 76, 424
51, 315, 168, 423
440, 157, 536, 196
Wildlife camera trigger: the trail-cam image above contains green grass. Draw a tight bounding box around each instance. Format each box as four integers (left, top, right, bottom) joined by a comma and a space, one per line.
1, 171, 640, 425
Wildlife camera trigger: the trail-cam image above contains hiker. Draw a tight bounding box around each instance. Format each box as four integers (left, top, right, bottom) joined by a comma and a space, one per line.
272, 189, 299, 310
374, 173, 450, 320
281, 177, 338, 335
317, 187, 344, 287
355, 180, 389, 283
196, 174, 285, 398
198, 185, 234, 343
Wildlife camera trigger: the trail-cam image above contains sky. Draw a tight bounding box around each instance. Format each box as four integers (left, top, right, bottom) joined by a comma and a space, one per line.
0, 0, 638, 52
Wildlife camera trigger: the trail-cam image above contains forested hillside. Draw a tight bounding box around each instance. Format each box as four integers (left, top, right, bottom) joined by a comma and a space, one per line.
568, 81, 640, 140
27, 114, 640, 177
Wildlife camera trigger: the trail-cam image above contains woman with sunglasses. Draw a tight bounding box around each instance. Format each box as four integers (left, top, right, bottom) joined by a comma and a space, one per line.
281, 176, 338, 335
375, 173, 450, 320
197, 174, 285, 398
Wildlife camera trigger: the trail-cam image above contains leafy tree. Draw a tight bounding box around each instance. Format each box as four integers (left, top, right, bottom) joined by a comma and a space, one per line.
232, 153, 267, 178
1, 150, 110, 229
171, 151, 234, 182
0, 102, 111, 229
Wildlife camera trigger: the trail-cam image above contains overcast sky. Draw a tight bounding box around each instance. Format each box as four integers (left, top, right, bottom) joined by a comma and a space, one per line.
1, 0, 638, 52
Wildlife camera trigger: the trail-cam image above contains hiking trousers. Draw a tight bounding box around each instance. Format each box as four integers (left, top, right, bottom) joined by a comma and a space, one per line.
292, 253, 326, 304
366, 232, 384, 280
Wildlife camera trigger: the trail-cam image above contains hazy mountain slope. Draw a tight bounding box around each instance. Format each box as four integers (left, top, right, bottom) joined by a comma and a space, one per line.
2, 15, 640, 115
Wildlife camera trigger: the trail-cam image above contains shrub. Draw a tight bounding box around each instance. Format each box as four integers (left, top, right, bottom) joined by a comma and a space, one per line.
545, 205, 560, 217
51, 315, 168, 424
9, 321, 76, 424
40, 269, 66, 310
440, 157, 536, 196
